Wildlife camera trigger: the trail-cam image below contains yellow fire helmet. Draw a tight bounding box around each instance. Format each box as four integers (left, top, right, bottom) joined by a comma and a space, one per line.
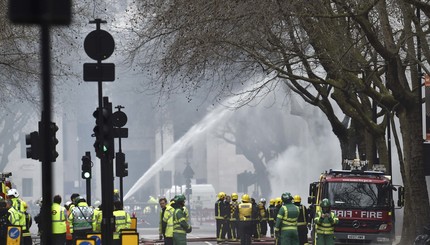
293, 195, 301, 203
269, 198, 275, 205
275, 197, 282, 205
242, 194, 250, 203
231, 193, 238, 200
218, 192, 226, 199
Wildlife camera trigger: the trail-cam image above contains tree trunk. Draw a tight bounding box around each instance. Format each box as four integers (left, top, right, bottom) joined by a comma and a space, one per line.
398, 106, 430, 243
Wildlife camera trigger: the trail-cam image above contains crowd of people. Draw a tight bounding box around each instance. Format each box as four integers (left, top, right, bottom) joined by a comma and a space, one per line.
212, 192, 339, 245
0, 188, 132, 245
158, 194, 192, 245
157, 191, 339, 245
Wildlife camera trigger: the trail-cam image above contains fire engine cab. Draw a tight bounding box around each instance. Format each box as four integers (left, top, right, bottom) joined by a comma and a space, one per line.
308, 159, 404, 244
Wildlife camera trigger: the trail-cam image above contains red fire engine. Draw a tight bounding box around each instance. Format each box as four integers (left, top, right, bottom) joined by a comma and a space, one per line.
308, 159, 404, 244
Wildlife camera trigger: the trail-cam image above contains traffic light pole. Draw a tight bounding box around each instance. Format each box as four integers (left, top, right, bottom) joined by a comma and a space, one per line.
118, 137, 124, 205
85, 19, 116, 245
40, 22, 53, 245
100, 97, 114, 245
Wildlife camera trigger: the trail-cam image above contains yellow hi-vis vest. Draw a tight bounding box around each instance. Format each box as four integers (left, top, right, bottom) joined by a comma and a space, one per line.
276, 204, 299, 231
8, 207, 21, 226
163, 205, 175, 237
238, 203, 252, 221
52, 203, 67, 234
173, 208, 190, 234
113, 210, 131, 239
314, 211, 338, 234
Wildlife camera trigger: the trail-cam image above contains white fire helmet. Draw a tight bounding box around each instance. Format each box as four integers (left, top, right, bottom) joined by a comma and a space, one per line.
7, 189, 19, 198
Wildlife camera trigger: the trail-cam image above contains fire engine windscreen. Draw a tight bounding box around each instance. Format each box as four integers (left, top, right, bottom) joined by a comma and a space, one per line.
327, 182, 391, 208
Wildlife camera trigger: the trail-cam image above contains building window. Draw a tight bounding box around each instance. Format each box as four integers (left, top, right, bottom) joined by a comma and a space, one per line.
22, 178, 33, 197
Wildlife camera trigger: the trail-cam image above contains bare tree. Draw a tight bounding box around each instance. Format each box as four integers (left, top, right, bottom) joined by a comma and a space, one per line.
122, 0, 430, 240
0, 105, 35, 171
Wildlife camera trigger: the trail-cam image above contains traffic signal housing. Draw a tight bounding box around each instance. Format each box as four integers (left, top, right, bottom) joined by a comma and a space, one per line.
25, 131, 40, 160
81, 152, 92, 179
115, 152, 128, 177
49, 122, 59, 162
92, 102, 114, 159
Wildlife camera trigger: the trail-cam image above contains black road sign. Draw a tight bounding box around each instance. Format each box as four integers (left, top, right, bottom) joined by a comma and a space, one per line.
9, 0, 71, 25
83, 63, 115, 81
84, 30, 115, 61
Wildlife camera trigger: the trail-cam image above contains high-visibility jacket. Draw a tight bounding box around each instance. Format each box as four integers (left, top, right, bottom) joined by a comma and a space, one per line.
215, 199, 227, 220
258, 203, 267, 221
314, 211, 338, 234
52, 203, 67, 234
237, 202, 253, 221
274, 203, 299, 231
113, 210, 131, 240
230, 200, 239, 221
8, 207, 21, 226
183, 205, 189, 222
163, 205, 175, 238
173, 208, 191, 234
93, 208, 102, 232
68, 202, 94, 232
10, 198, 26, 232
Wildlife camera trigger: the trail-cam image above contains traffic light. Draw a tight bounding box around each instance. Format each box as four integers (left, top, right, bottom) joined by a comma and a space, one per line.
25, 131, 40, 160
115, 152, 128, 177
48, 122, 59, 162
92, 101, 114, 159
38, 120, 59, 162
81, 152, 92, 179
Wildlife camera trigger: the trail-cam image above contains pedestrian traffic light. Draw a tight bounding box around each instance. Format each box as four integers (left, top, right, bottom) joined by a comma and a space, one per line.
25, 131, 40, 160
92, 102, 114, 159
115, 152, 128, 177
81, 152, 92, 179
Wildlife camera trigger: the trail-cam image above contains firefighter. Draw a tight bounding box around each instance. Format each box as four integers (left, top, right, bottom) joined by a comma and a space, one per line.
259, 198, 268, 238
215, 191, 228, 243
251, 198, 261, 240
268, 198, 276, 238
235, 194, 257, 245
224, 195, 232, 241
159, 197, 168, 240
275, 197, 282, 215
274, 197, 283, 245
162, 199, 175, 245
172, 194, 192, 245
52, 195, 67, 245
293, 195, 309, 245
274, 192, 300, 245
113, 200, 131, 245
229, 193, 239, 241
22, 201, 32, 245
314, 199, 338, 245
68, 196, 94, 239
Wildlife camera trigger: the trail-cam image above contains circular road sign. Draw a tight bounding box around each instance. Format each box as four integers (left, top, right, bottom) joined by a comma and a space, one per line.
84, 29, 115, 61
112, 111, 128, 128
